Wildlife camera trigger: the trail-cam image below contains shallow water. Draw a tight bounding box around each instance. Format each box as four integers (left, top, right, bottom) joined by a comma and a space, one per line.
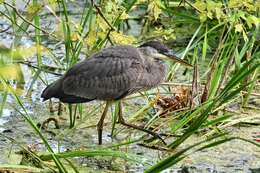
0, 99, 260, 172
0, 1, 260, 172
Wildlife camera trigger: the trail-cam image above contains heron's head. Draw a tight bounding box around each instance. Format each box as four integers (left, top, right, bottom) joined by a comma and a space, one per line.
139, 40, 192, 67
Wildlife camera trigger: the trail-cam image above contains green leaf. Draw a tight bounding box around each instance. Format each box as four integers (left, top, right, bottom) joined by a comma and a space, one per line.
246, 15, 259, 28
235, 24, 243, 33
202, 25, 208, 61
40, 150, 140, 163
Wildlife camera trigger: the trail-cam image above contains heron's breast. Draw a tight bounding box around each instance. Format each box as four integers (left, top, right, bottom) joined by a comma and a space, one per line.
136, 62, 166, 89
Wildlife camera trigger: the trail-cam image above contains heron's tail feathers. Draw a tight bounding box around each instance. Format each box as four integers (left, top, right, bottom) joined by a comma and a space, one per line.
41, 79, 62, 101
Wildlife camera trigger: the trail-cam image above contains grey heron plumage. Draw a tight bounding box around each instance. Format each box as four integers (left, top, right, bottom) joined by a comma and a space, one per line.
41, 40, 192, 144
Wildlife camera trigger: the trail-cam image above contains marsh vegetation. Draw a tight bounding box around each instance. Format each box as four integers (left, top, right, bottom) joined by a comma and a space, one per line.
0, 0, 259, 172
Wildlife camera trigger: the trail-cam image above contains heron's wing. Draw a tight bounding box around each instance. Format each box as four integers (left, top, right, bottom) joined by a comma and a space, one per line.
62, 45, 144, 100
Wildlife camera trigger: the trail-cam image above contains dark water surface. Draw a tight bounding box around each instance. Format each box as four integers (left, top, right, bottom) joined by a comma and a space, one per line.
0, 1, 260, 172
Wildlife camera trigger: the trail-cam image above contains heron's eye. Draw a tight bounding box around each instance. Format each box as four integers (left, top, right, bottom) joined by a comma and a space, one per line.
154, 58, 163, 63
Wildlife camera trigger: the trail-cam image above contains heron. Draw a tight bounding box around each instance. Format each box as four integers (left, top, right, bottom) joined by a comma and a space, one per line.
41, 40, 192, 145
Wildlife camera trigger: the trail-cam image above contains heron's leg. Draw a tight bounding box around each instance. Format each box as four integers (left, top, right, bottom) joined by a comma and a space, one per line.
97, 101, 110, 145
117, 100, 166, 145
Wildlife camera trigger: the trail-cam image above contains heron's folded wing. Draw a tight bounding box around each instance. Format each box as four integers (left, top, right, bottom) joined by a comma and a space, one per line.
62, 47, 144, 100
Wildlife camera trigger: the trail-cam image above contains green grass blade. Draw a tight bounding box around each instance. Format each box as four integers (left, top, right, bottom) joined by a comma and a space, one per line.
40, 149, 141, 163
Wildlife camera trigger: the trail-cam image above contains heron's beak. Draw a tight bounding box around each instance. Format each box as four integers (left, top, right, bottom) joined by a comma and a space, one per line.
159, 50, 193, 68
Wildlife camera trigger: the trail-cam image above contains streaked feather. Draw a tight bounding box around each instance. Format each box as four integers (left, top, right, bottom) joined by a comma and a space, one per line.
41, 45, 166, 103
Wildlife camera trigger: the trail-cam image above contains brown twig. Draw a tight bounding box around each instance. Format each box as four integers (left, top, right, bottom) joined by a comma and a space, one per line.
41, 117, 60, 129
241, 91, 260, 97
0, 10, 29, 35
93, 4, 115, 31
0, 25, 11, 33
216, 52, 235, 95
137, 143, 171, 151
18, 61, 62, 76
191, 58, 200, 107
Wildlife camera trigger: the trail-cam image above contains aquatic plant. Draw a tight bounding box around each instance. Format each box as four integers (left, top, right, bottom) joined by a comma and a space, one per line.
0, 0, 259, 172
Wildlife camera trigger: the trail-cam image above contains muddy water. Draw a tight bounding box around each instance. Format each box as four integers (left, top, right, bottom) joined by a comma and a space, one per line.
1, 94, 260, 172
1, 1, 260, 173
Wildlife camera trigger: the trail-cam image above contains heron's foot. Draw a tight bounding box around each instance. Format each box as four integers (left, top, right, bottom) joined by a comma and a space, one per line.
118, 119, 167, 145
116, 100, 166, 145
